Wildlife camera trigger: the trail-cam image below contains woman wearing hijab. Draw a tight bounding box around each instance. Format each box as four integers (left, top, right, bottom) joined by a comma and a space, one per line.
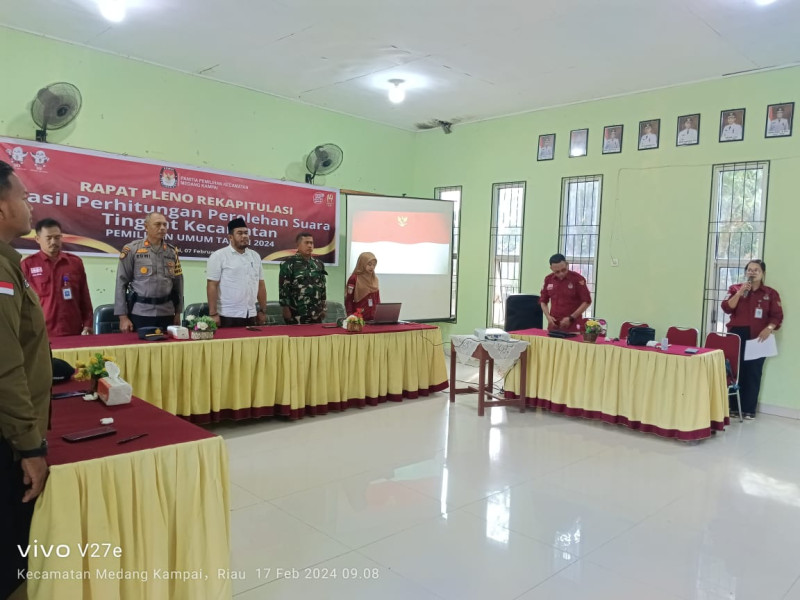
345, 252, 380, 320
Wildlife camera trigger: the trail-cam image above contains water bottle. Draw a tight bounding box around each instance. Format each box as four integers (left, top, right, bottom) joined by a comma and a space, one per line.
661, 337, 669, 351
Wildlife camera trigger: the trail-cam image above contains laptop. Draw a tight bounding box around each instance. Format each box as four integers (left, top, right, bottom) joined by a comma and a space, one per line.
367, 303, 402, 325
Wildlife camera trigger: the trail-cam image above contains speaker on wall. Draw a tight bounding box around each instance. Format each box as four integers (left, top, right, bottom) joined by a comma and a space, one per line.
504, 294, 543, 332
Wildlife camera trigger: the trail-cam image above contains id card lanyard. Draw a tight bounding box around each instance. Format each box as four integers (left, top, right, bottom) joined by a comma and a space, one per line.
62, 275, 73, 300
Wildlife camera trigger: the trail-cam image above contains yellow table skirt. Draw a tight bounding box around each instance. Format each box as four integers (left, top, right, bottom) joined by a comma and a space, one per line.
505, 335, 728, 440
287, 328, 448, 414
52, 329, 448, 420
28, 437, 230, 600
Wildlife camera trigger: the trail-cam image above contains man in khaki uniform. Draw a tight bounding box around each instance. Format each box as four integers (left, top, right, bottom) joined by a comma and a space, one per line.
114, 211, 184, 332
0, 161, 51, 600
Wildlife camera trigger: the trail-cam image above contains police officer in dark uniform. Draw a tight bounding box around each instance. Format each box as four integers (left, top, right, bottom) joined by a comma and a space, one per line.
279, 231, 327, 324
115, 211, 184, 332
0, 161, 51, 599
539, 253, 592, 331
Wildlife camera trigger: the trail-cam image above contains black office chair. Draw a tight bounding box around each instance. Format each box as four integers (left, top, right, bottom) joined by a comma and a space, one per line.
324, 301, 347, 323
504, 294, 543, 331
93, 304, 121, 334
183, 302, 209, 326
264, 301, 285, 325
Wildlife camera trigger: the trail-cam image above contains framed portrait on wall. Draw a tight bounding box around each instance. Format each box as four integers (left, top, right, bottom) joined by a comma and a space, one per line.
569, 129, 588, 157
638, 119, 660, 150
765, 102, 793, 138
602, 125, 623, 154
537, 133, 556, 161
676, 114, 700, 146
719, 108, 745, 142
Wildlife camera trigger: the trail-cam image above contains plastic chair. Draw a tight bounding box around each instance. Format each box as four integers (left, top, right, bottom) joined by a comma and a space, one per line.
324, 301, 347, 323
666, 326, 699, 347
704, 332, 743, 423
620, 321, 649, 339
183, 302, 209, 325
93, 304, 120, 334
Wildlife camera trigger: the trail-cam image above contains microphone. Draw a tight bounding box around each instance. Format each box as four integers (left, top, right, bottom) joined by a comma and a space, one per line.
743, 276, 753, 298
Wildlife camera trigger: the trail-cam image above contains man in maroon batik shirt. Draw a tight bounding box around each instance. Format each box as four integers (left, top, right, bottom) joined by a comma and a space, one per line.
22, 218, 93, 337
539, 253, 592, 331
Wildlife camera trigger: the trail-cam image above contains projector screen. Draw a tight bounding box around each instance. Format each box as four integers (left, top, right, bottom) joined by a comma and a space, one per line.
346, 195, 455, 322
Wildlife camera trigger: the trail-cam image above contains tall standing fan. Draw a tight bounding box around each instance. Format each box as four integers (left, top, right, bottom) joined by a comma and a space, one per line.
31, 82, 83, 142
304, 143, 343, 184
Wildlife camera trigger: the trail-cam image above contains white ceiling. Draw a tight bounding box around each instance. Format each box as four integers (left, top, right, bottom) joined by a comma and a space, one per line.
3, 0, 800, 131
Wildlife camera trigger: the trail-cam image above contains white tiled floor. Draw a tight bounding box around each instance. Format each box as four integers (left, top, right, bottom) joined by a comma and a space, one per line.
215, 360, 800, 600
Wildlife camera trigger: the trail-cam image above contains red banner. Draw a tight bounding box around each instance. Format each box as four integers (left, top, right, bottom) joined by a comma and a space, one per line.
2, 137, 339, 264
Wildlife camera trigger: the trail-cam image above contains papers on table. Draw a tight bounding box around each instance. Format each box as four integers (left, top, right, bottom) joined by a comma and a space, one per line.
744, 335, 778, 361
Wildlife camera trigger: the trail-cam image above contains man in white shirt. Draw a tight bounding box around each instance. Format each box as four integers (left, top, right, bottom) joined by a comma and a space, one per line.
639, 122, 658, 149
538, 136, 553, 160
767, 106, 790, 136
677, 117, 698, 145
721, 112, 743, 141
603, 128, 621, 152
206, 218, 267, 327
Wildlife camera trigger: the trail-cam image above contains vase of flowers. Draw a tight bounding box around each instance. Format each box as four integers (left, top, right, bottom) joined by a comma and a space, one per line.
74, 352, 115, 391
186, 314, 218, 340
344, 308, 365, 332
583, 319, 602, 343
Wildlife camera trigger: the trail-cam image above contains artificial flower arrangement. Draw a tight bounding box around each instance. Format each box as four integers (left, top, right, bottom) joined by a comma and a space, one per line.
74, 352, 115, 381
185, 314, 218, 332
584, 319, 603, 335
343, 308, 365, 331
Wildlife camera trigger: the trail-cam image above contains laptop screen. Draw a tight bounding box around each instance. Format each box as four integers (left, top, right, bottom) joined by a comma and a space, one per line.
370, 303, 402, 324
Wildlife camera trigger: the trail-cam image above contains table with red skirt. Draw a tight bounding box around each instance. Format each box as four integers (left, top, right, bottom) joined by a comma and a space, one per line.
27, 382, 230, 600
50, 323, 448, 422
503, 329, 729, 440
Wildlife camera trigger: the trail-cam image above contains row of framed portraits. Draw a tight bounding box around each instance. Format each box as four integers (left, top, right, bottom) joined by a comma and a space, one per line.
537, 102, 794, 161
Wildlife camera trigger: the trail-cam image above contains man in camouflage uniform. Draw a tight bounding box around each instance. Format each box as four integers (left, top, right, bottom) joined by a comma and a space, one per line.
279, 231, 327, 324
114, 212, 184, 332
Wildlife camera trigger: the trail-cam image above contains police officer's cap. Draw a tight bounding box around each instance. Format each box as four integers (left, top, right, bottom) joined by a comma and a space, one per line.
228, 217, 247, 233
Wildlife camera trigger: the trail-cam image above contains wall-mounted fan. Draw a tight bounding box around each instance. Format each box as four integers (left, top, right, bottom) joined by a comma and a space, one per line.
415, 118, 460, 134
305, 143, 343, 184
31, 82, 83, 142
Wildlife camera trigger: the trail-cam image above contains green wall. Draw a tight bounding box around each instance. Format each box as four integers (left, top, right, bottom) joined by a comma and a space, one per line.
3, 27, 797, 412
412, 67, 799, 412
0, 27, 415, 308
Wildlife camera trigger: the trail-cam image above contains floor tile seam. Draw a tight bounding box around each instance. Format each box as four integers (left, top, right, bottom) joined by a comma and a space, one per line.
781, 573, 800, 600
350, 547, 449, 599
507, 555, 589, 600
230, 466, 376, 504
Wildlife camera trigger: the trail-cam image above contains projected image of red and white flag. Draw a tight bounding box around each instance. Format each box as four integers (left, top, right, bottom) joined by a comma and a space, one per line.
2, 137, 339, 264
350, 211, 451, 274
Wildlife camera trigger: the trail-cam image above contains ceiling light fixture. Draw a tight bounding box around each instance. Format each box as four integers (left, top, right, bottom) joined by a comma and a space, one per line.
388, 79, 406, 104
754, 0, 777, 5
98, 0, 127, 23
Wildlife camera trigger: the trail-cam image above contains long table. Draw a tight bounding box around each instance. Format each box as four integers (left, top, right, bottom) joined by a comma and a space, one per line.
50, 323, 448, 422
504, 329, 729, 440
27, 383, 230, 599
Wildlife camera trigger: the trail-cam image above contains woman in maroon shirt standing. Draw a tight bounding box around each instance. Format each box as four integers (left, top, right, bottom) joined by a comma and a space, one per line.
721, 259, 784, 419
345, 252, 380, 321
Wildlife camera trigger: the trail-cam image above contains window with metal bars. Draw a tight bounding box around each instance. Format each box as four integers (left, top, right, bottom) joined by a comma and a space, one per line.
487, 182, 526, 328
703, 161, 769, 336
559, 175, 602, 318
434, 185, 462, 320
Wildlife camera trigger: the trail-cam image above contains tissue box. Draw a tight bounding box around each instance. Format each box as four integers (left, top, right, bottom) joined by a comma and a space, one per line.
168, 325, 189, 340
97, 376, 132, 406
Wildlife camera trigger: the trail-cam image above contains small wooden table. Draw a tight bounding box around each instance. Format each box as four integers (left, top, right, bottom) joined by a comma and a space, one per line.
449, 340, 528, 416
